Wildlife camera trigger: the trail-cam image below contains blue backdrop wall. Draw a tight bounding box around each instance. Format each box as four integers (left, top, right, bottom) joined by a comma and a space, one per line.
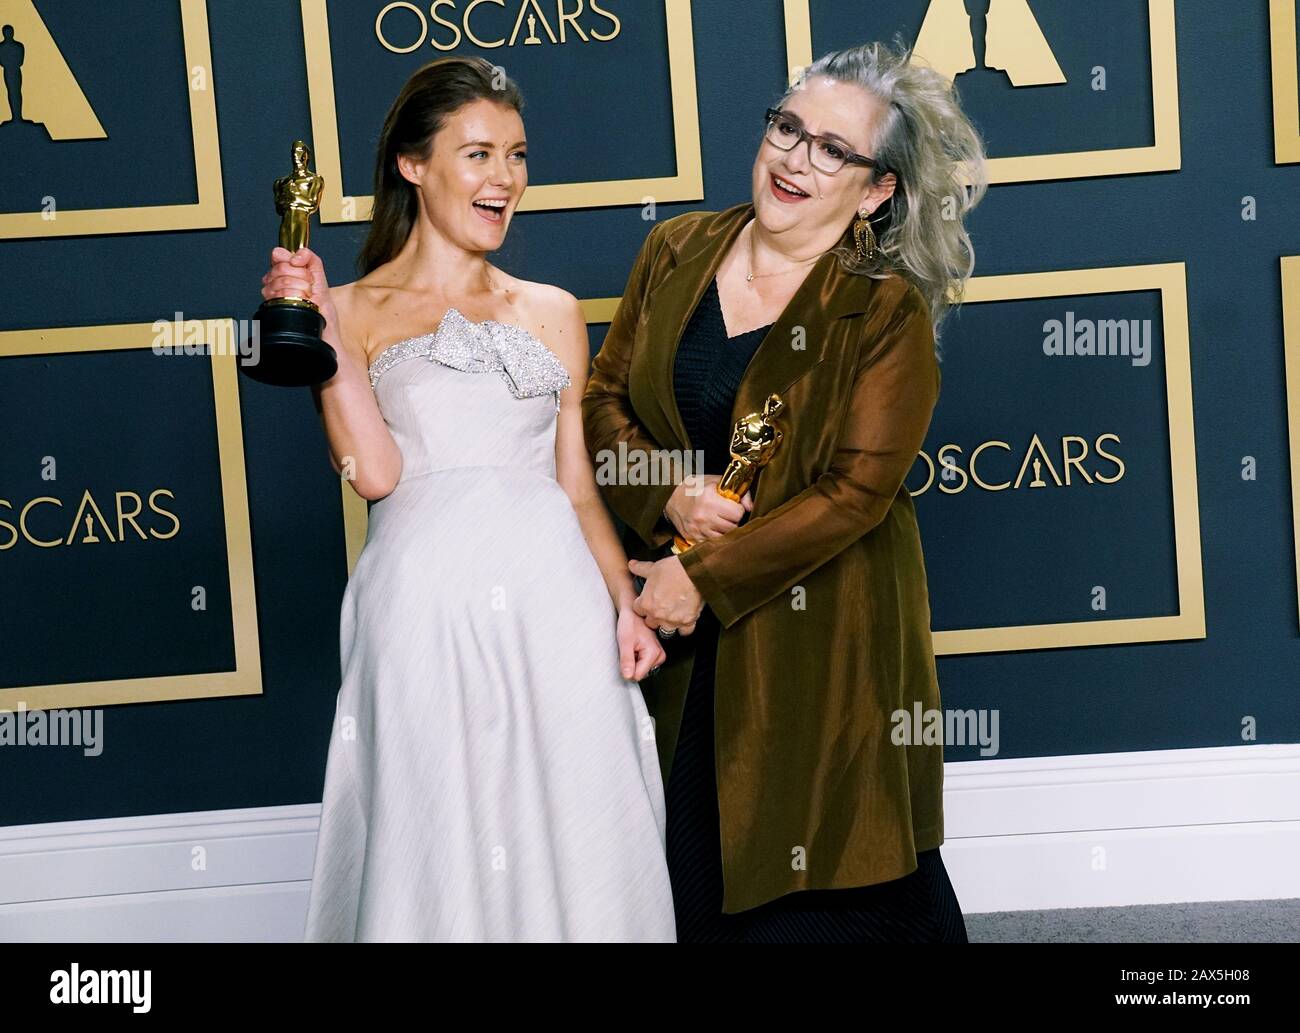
1, 0, 1298, 827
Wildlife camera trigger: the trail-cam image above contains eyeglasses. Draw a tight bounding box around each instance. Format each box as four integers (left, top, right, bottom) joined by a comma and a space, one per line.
763, 108, 885, 175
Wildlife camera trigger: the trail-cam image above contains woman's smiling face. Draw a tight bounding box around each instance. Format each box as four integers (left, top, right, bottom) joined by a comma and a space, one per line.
398, 97, 528, 251
751, 75, 896, 241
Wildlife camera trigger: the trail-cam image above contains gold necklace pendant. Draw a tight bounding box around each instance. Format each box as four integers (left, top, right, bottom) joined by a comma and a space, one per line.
747, 257, 818, 282
746, 223, 823, 282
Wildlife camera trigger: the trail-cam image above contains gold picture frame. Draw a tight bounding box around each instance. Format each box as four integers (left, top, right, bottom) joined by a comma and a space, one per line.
1271, 0, 1300, 163
302, 0, 704, 223
0, 321, 260, 709
0, 0, 224, 240
782, 0, 1182, 184
932, 263, 1204, 654
1282, 257, 1300, 627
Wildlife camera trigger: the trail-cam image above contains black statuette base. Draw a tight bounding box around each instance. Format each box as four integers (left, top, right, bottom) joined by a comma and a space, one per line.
242, 300, 337, 387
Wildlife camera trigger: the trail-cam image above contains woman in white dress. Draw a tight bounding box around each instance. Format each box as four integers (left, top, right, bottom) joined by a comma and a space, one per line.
263, 57, 676, 942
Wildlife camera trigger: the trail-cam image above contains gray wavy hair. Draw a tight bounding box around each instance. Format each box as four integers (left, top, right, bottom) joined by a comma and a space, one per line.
783, 39, 989, 349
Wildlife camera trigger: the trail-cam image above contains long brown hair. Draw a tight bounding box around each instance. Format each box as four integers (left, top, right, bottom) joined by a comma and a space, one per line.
356, 56, 524, 277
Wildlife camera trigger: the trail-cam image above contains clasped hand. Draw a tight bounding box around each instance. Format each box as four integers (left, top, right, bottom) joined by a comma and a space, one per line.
628, 475, 752, 636
628, 554, 704, 635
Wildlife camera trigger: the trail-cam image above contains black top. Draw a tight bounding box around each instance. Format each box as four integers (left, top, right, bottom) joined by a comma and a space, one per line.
672, 277, 774, 475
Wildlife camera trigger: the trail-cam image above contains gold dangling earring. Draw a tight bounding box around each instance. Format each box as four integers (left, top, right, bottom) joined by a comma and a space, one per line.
854, 207, 877, 263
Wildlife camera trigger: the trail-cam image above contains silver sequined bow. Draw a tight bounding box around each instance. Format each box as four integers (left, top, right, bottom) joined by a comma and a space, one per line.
429, 309, 571, 407
368, 308, 571, 410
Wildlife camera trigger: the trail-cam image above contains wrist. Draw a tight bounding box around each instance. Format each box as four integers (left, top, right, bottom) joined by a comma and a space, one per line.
663, 482, 681, 521
614, 580, 639, 613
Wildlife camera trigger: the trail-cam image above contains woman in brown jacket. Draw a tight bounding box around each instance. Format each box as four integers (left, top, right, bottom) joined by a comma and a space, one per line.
581, 41, 988, 942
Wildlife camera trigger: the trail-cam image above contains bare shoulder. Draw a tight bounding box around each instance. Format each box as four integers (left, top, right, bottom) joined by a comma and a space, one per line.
331, 279, 357, 316
332, 279, 372, 331
326, 280, 371, 364
501, 276, 589, 372
334, 271, 415, 365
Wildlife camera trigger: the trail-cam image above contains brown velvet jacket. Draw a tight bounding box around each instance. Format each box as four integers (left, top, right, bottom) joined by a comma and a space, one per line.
581, 201, 946, 912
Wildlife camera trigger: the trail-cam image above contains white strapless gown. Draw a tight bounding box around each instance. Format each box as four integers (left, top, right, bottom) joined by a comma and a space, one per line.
302, 308, 675, 942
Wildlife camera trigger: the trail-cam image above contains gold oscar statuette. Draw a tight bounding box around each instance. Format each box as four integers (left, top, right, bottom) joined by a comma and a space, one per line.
242, 140, 338, 387
671, 393, 786, 554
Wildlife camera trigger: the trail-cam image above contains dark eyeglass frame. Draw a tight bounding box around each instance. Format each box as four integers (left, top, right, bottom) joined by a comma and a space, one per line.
763, 107, 887, 174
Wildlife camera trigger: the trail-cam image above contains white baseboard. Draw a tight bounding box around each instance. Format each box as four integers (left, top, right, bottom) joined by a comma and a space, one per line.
1, 743, 1296, 940
942, 743, 1300, 912
0, 806, 319, 942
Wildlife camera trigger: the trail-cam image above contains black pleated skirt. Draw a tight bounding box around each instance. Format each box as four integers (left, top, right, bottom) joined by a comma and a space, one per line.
664, 606, 970, 943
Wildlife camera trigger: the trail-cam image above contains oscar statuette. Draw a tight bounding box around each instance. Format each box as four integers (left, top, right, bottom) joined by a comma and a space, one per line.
241, 140, 338, 387
671, 393, 786, 554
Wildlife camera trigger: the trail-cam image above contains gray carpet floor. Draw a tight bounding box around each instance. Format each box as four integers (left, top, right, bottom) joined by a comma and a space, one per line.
966, 899, 1300, 942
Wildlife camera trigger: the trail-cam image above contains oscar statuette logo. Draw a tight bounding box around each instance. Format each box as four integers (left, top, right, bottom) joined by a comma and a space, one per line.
913, 0, 1066, 87
242, 139, 337, 386
671, 393, 785, 555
